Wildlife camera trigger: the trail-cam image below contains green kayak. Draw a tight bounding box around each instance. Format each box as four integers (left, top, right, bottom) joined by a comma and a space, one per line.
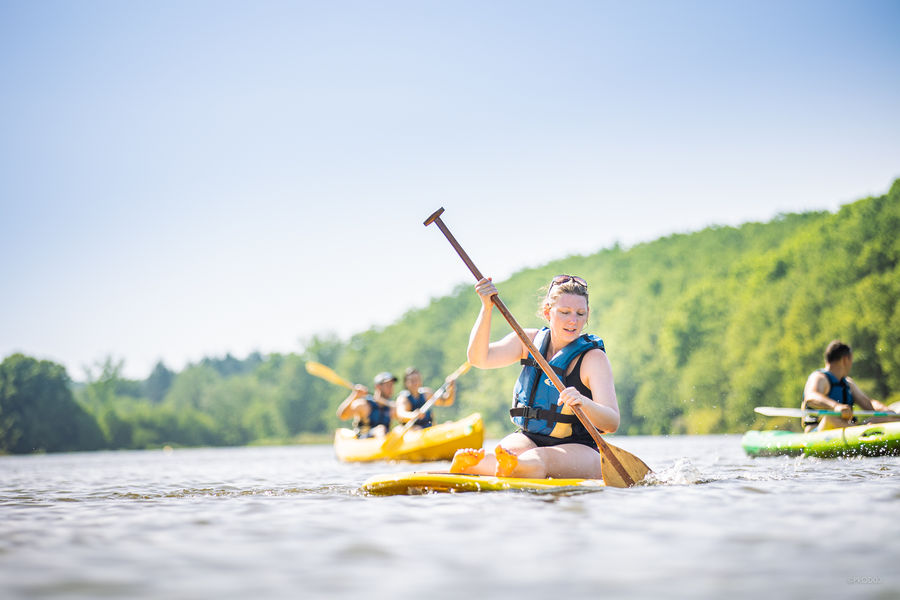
742, 421, 900, 458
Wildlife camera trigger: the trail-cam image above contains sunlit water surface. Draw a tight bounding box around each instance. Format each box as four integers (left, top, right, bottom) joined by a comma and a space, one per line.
1, 435, 897, 599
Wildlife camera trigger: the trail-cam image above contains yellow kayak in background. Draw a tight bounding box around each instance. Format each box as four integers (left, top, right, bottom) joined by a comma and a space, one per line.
333, 412, 483, 463
361, 470, 606, 495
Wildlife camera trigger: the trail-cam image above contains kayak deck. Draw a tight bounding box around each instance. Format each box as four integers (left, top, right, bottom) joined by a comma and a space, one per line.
334, 412, 483, 462
742, 421, 900, 458
361, 471, 606, 495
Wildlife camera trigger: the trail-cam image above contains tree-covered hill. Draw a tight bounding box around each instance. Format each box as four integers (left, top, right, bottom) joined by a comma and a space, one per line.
326, 179, 900, 436
3, 179, 898, 452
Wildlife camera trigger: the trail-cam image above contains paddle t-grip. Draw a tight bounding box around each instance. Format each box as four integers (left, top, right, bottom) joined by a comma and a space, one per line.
423, 208, 485, 281
424, 208, 564, 390
423, 207, 635, 486
423, 207, 445, 226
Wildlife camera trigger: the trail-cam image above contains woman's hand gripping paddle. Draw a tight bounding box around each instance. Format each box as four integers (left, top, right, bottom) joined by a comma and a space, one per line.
424, 207, 652, 488
381, 362, 472, 455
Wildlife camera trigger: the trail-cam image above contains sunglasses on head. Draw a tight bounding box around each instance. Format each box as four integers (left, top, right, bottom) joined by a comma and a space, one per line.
550, 274, 587, 289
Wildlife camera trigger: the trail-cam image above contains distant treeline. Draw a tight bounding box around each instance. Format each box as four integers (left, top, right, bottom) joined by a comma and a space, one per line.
2, 179, 899, 453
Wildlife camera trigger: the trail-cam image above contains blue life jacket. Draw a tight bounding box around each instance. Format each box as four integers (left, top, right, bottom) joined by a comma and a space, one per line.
355, 397, 392, 438
510, 328, 605, 437
819, 369, 853, 406
401, 390, 433, 428
802, 369, 853, 428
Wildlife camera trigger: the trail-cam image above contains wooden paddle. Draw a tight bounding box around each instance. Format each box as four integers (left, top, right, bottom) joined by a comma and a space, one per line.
424, 207, 652, 488
755, 406, 899, 418
381, 362, 472, 455
305, 361, 355, 390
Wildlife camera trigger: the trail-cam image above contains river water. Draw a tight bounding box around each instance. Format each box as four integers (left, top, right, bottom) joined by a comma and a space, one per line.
1, 435, 896, 599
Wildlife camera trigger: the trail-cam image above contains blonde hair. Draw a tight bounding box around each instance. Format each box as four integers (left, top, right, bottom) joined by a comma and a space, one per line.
537, 275, 589, 320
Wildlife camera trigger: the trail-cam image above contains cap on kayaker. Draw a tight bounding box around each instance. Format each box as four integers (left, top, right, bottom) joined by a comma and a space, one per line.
374, 372, 397, 385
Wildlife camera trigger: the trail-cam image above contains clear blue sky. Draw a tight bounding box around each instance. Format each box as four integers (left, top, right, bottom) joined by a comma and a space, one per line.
2, 1, 899, 379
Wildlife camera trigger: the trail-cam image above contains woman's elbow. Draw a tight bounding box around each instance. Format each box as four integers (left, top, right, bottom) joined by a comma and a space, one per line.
466, 349, 487, 368
603, 409, 620, 433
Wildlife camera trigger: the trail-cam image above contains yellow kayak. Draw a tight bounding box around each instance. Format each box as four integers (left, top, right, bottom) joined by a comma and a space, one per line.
333, 412, 483, 463
362, 470, 606, 495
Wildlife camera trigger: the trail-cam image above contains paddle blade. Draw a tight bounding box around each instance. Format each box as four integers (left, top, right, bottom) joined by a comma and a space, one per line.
381, 430, 404, 455
600, 443, 652, 488
754, 406, 806, 417
305, 362, 354, 390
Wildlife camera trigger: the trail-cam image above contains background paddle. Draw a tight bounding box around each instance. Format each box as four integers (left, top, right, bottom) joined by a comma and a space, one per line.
305, 361, 355, 390
424, 207, 651, 488
381, 362, 472, 454
755, 406, 899, 418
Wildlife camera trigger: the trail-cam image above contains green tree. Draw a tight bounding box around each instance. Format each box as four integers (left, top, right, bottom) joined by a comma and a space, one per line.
0, 354, 105, 453
144, 361, 175, 403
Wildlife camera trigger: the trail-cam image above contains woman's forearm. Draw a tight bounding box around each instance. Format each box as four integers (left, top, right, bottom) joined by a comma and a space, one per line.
582, 399, 620, 433
466, 304, 493, 367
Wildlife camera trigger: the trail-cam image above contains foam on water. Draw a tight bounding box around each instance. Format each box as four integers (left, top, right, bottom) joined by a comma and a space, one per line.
642, 457, 708, 485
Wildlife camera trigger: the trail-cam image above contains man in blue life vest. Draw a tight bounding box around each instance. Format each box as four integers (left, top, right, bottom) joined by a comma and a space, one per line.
801, 340, 894, 432
336, 372, 396, 438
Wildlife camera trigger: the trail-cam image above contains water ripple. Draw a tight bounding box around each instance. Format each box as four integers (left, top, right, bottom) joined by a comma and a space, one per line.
1, 440, 898, 600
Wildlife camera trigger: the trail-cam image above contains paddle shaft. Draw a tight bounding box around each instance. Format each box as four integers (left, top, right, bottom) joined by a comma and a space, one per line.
424, 208, 635, 486
755, 406, 897, 418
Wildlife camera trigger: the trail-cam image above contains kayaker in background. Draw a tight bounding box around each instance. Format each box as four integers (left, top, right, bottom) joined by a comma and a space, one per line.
450, 274, 618, 479
336, 372, 396, 439
395, 367, 456, 429
801, 340, 895, 432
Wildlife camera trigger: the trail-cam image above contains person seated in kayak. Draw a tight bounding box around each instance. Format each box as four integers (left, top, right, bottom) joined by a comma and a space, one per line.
450, 274, 618, 479
395, 367, 456, 430
801, 340, 894, 432
336, 371, 397, 438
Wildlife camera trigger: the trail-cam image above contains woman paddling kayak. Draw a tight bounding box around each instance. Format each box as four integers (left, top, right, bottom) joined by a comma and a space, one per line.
395, 366, 456, 430
450, 275, 619, 479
